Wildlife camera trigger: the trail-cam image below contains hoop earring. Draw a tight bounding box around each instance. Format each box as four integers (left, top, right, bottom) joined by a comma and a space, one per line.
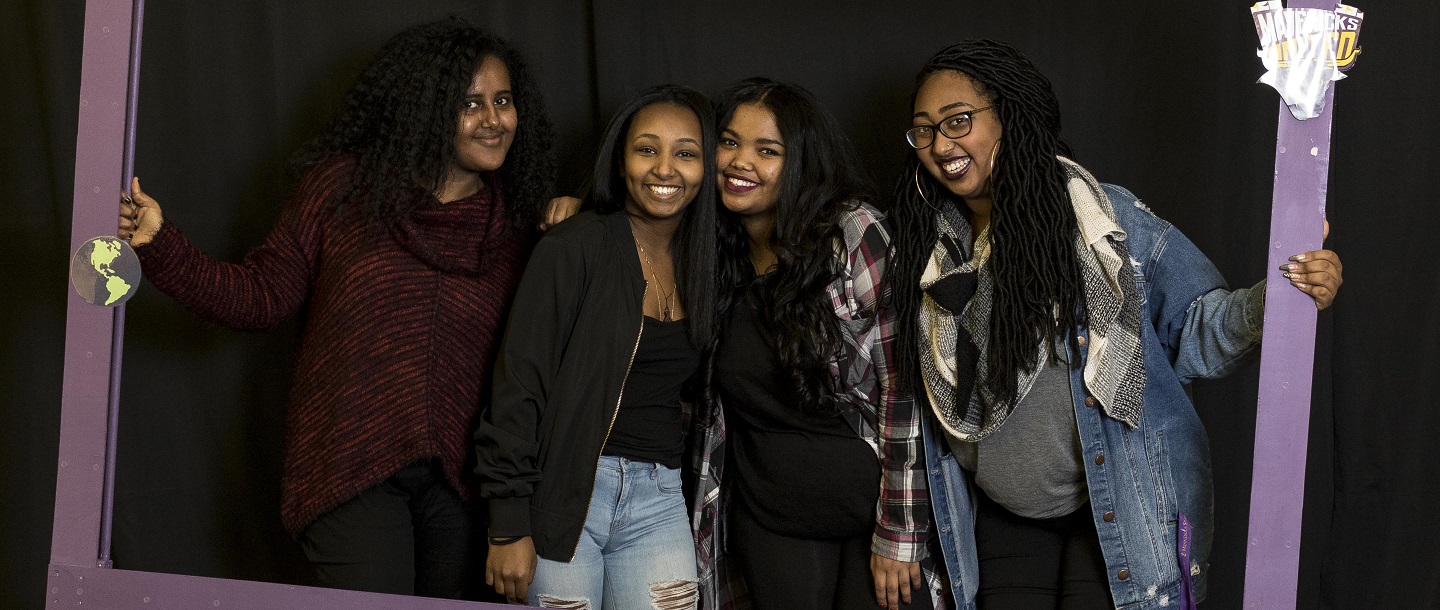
914, 165, 942, 214
969, 139, 1001, 198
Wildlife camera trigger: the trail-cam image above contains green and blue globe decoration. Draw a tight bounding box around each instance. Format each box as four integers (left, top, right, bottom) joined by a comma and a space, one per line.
70, 236, 142, 307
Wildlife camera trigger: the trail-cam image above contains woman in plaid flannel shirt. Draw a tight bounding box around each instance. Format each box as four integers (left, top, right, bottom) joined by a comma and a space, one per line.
690, 78, 948, 610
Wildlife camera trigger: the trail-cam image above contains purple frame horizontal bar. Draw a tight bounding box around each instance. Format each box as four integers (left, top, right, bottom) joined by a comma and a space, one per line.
45, 565, 510, 610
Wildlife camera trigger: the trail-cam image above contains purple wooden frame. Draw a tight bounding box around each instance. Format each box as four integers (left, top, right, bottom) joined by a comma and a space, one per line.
49, 2, 507, 607
53, 1, 1344, 607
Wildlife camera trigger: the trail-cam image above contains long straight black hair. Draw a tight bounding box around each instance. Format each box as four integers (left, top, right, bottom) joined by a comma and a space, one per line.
713, 77, 876, 416
587, 85, 719, 349
891, 40, 1086, 406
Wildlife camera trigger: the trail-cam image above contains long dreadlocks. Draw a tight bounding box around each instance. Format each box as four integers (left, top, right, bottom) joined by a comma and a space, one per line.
891, 39, 1087, 408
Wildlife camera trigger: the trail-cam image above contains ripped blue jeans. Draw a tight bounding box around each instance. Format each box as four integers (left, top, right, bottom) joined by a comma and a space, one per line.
530, 456, 698, 609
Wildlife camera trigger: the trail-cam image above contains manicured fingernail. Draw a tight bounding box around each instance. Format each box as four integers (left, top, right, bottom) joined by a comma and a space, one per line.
1283, 272, 1293, 278
1290, 254, 1307, 262
1292, 281, 1308, 288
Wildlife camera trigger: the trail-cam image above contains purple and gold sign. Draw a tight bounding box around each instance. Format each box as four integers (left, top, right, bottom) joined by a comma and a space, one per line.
1251, 1, 1364, 119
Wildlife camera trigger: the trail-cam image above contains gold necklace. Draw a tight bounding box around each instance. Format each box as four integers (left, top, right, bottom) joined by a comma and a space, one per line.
634, 238, 676, 321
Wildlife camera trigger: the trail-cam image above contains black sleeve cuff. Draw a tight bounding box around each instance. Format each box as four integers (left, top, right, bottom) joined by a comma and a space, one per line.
487, 496, 532, 538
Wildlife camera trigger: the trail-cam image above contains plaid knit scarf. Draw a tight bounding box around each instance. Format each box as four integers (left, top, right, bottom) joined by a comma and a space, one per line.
919, 158, 1146, 440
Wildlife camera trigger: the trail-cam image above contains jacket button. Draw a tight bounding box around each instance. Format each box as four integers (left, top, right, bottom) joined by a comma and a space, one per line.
1094, 454, 1105, 465
1076, 334, 1088, 347
1103, 511, 1115, 522
1118, 569, 1131, 580
1084, 396, 1098, 407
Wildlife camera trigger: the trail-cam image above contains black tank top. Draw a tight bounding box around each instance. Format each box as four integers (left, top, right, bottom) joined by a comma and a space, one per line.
601, 316, 700, 468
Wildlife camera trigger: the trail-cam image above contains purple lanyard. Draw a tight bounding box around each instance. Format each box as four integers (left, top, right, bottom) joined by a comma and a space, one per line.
1177, 512, 1197, 610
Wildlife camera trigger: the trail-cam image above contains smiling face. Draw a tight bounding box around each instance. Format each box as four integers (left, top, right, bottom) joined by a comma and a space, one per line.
912, 70, 1001, 208
622, 102, 705, 222
716, 103, 785, 221
451, 55, 517, 179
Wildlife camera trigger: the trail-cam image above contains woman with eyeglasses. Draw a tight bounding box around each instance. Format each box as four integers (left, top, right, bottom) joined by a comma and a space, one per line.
889, 41, 1342, 609
475, 84, 717, 609
117, 19, 555, 598
690, 78, 942, 610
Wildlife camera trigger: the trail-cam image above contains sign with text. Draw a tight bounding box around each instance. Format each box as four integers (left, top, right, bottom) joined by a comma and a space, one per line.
1251, 1, 1363, 119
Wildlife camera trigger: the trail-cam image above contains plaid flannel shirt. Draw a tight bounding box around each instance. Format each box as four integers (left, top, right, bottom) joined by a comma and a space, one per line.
691, 203, 942, 609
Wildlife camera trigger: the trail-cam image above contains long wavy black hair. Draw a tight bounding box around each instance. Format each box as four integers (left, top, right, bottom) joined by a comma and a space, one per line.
292, 17, 556, 229
891, 40, 1086, 407
714, 78, 876, 417
588, 85, 719, 350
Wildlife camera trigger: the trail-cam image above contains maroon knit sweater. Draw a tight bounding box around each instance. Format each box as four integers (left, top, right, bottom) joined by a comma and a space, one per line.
136, 158, 530, 536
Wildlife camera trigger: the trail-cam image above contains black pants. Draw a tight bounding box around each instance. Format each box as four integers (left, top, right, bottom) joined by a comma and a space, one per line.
299, 461, 474, 598
973, 493, 1113, 610
729, 501, 934, 610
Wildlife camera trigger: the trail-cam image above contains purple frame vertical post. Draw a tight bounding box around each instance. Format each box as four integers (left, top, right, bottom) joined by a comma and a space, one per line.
52, 0, 137, 571
1241, 0, 1337, 607
98, 0, 145, 569
47, 1, 511, 607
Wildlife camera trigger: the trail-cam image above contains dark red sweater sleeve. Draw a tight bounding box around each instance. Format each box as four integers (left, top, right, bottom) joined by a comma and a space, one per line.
135, 162, 349, 331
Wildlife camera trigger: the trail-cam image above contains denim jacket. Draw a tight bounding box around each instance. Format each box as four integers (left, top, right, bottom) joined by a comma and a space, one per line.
925, 183, 1265, 609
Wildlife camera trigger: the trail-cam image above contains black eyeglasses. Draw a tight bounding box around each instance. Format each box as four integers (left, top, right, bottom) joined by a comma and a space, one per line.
905, 106, 994, 149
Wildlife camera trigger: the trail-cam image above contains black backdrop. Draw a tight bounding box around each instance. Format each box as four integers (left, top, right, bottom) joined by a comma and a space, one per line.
6, 1, 1439, 608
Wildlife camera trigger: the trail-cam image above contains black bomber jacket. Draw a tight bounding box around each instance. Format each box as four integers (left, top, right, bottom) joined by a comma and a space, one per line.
474, 210, 650, 561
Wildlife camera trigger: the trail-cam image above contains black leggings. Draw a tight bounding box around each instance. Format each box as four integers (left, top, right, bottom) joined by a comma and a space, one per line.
729, 501, 934, 610
974, 493, 1113, 610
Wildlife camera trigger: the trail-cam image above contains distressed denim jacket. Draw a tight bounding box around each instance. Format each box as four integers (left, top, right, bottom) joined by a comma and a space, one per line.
925, 184, 1265, 609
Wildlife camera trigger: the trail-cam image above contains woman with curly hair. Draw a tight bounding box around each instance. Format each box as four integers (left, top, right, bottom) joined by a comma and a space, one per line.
891, 40, 1343, 609
476, 84, 716, 609
116, 18, 556, 597
691, 78, 941, 610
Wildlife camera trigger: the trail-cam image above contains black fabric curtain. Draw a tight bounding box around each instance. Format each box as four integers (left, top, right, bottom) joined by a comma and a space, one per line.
5, 1, 1437, 607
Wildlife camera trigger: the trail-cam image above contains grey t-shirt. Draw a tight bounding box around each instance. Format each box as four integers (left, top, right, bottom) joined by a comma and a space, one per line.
946, 356, 1089, 519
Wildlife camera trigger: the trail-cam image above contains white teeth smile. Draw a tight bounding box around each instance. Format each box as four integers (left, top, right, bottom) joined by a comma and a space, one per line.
648, 185, 680, 196
943, 158, 970, 175
728, 176, 757, 188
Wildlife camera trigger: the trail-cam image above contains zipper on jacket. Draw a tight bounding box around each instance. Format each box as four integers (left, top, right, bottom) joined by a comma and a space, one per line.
571, 313, 644, 560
